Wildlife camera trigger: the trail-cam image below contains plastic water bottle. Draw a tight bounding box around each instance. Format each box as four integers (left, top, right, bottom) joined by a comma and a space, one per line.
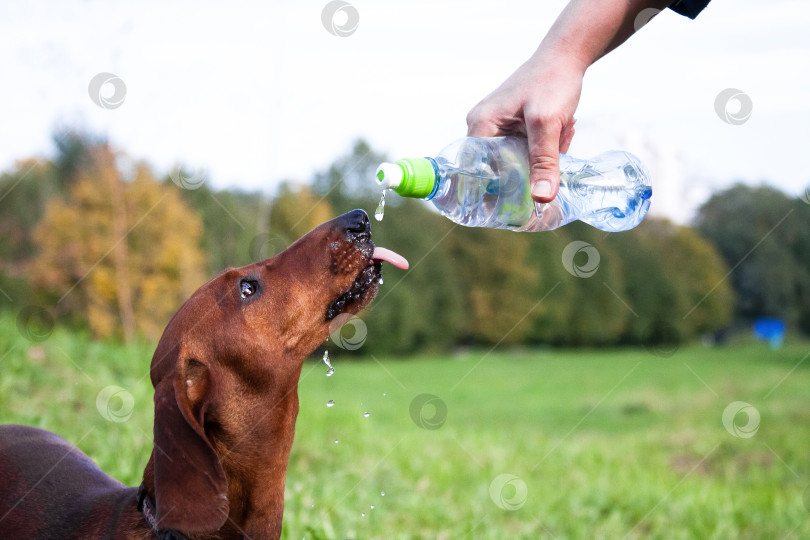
374, 136, 652, 232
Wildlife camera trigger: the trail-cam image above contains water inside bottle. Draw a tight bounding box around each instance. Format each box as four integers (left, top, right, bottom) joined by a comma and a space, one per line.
431, 162, 532, 230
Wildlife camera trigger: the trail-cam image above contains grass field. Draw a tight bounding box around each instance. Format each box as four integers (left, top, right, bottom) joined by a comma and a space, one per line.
1, 313, 809, 539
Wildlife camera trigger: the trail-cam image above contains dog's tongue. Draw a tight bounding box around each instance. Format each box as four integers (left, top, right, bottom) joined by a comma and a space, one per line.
372, 247, 409, 270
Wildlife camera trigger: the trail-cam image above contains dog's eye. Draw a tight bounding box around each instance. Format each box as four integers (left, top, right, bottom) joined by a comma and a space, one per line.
239, 279, 258, 299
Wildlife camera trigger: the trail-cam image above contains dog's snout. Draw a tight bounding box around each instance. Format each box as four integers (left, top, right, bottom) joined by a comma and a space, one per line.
338, 209, 371, 238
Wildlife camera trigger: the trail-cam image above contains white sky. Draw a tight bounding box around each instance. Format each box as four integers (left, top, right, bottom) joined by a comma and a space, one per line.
1, 0, 809, 223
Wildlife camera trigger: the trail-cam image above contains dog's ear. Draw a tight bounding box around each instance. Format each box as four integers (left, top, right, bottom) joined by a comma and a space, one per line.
152, 357, 229, 533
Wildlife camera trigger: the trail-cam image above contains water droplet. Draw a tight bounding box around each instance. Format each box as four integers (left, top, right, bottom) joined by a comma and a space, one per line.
326, 400, 335, 408
380, 491, 386, 497
363, 412, 370, 418
334, 439, 339, 444
383, 393, 387, 397
361, 512, 366, 517
378, 276, 384, 285
322, 350, 334, 377
370, 505, 375, 510
374, 191, 386, 221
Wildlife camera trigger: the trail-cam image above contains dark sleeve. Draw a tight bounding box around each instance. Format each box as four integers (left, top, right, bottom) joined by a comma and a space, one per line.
669, 0, 711, 19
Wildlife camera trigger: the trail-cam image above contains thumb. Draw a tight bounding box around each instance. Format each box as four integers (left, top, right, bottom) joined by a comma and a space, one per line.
526, 121, 561, 204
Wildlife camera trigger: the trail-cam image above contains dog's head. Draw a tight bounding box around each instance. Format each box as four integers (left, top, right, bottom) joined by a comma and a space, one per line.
145, 209, 406, 534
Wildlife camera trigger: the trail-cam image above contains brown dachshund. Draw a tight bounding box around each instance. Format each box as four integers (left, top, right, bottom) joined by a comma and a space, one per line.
0, 209, 408, 540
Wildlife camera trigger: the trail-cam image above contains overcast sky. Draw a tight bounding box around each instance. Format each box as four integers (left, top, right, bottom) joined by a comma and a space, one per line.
1, 0, 809, 223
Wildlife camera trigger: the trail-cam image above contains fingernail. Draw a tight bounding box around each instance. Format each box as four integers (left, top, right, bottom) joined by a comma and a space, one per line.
531, 181, 552, 199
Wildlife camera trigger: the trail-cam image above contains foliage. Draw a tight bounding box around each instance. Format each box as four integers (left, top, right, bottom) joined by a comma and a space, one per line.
312, 139, 387, 213
360, 203, 733, 352
270, 182, 334, 243
176, 180, 334, 276
30, 144, 207, 341
696, 183, 810, 331
0, 132, 784, 351
604, 218, 734, 343
364, 199, 468, 354
0, 146, 72, 306
172, 181, 266, 274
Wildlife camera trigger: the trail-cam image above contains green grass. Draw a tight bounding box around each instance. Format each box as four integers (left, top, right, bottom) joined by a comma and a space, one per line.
1, 314, 808, 539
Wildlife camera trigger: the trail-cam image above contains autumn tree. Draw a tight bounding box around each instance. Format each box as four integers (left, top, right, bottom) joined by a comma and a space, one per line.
174, 182, 268, 273
269, 182, 333, 244
32, 144, 207, 341
0, 130, 111, 308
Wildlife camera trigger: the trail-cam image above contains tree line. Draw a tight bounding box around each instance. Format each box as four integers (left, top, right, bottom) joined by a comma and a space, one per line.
1, 131, 807, 353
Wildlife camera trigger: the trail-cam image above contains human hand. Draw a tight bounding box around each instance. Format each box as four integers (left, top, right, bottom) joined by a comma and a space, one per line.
466, 50, 585, 203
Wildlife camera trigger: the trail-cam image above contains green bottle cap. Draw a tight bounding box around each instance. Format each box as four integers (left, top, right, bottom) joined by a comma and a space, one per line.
375, 158, 436, 199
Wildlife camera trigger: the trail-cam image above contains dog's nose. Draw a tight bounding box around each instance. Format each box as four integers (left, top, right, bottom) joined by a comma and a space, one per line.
338, 209, 371, 237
